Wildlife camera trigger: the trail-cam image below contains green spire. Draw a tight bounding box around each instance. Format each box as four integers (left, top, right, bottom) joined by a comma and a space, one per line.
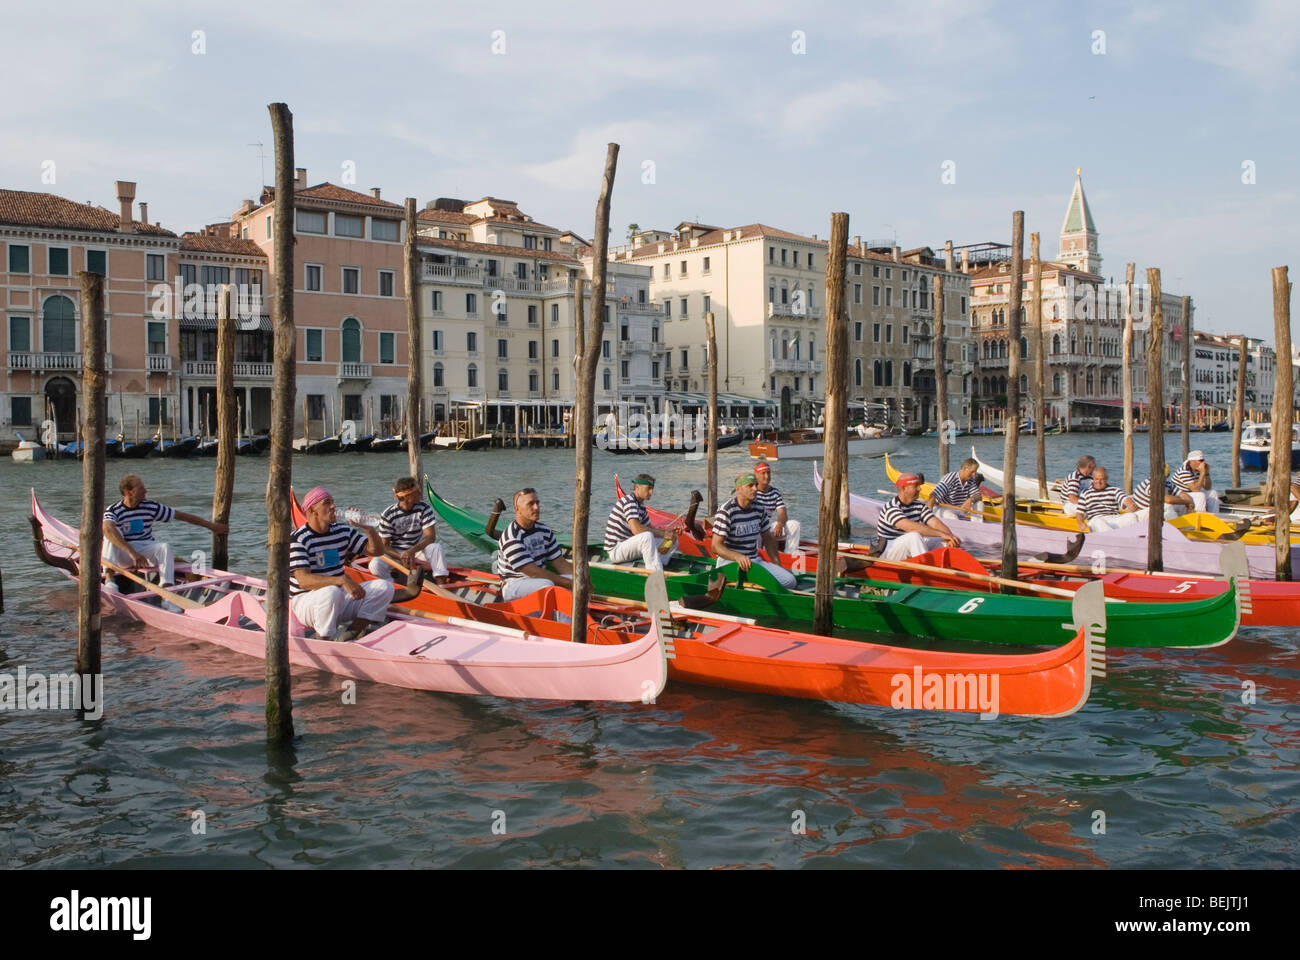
1062, 168, 1096, 234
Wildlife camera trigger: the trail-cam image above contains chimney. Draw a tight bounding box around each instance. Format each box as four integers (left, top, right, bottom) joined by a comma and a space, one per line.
370, 187, 381, 199
294, 168, 307, 190
961, 249, 970, 274
114, 180, 136, 232
891, 245, 901, 263
944, 240, 954, 271
138, 202, 148, 226
852, 235, 861, 250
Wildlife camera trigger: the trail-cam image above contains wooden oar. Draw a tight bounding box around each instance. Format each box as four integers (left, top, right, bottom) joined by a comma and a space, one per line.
831, 550, 1107, 601
100, 558, 205, 609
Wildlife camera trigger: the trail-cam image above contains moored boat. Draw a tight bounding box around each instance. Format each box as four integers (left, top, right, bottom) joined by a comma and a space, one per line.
749, 430, 900, 461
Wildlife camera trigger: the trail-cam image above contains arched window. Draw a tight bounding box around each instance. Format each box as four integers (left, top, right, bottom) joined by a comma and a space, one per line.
771, 333, 778, 359
467, 363, 478, 388
781, 333, 789, 357
602, 368, 611, 390
498, 368, 509, 392
855, 358, 862, 387
982, 341, 990, 360
1020, 374, 1027, 393
793, 338, 801, 360
982, 376, 990, 395
1053, 373, 1061, 393
1000, 340, 1008, 359
1020, 336, 1028, 359
341, 317, 361, 363
1052, 334, 1062, 354
884, 360, 894, 387
433, 362, 444, 388
42, 295, 76, 353
552, 369, 559, 391
903, 361, 912, 387
873, 359, 882, 386
998, 377, 1006, 395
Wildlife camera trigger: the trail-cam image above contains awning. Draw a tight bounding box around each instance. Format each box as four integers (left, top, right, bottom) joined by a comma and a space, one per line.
179, 315, 273, 332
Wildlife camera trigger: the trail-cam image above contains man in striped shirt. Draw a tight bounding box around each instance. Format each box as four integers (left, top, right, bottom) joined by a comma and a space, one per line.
1075, 467, 1139, 531
495, 487, 579, 602
1171, 451, 1221, 515
711, 473, 797, 588
1058, 455, 1097, 516
290, 486, 405, 643
368, 476, 449, 583
604, 473, 676, 570
1289, 471, 1300, 522
879, 473, 961, 560
927, 458, 983, 522
102, 474, 227, 587
752, 462, 802, 552
1129, 472, 1191, 522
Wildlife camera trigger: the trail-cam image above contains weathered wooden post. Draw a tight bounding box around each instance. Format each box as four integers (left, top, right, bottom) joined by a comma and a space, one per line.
1181, 295, 1192, 461
212, 284, 236, 570
265, 102, 296, 742
933, 274, 948, 475
570, 144, 618, 644
814, 212, 849, 636
78, 271, 106, 685
1030, 232, 1046, 499
1271, 267, 1293, 580
1123, 263, 1136, 493
1001, 212, 1024, 579
404, 198, 423, 480
1145, 268, 1165, 572
1231, 335, 1248, 488
705, 311, 719, 516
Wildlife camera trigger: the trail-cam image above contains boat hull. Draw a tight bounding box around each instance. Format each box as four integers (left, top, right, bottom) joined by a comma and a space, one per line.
749, 435, 900, 460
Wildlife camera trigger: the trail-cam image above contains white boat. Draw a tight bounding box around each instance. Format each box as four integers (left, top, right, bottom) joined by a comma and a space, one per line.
1239, 422, 1300, 472
749, 430, 900, 461
10, 432, 46, 462
972, 445, 1061, 500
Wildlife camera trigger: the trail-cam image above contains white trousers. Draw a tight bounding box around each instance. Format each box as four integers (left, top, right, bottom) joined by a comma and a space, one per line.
882, 531, 943, 561
605, 531, 676, 570
716, 555, 797, 588
936, 506, 982, 525
1061, 501, 1079, 517
1127, 505, 1179, 526
774, 519, 803, 552
501, 575, 569, 602
1085, 512, 1139, 532
290, 580, 394, 639
1185, 490, 1221, 515
369, 542, 449, 580
104, 539, 174, 585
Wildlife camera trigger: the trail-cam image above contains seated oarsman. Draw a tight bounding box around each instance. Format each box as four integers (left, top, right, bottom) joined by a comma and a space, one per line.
368, 476, 449, 584
290, 486, 416, 643
878, 473, 961, 561
495, 487, 578, 602
603, 473, 676, 570
753, 462, 802, 552
1076, 466, 1138, 531
1129, 472, 1191, 522
102, 474, 227, 587
711, 473, 798, 588
927, 458, 983, 522
1171, 451, 1221, 515
1058, 455, 1097, 516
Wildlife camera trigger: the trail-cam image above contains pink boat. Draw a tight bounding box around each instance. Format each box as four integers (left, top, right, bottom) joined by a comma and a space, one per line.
31, 492, 670, 704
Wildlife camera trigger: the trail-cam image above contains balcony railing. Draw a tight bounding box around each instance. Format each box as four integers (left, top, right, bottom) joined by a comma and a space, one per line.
423, 263, 482, 285
338, 362, 372, 379
767, 303, 824, 321
7, 351, 85, 373
180, 360, 274, 378
485, 276, 541, 295
147, 353, 172, 373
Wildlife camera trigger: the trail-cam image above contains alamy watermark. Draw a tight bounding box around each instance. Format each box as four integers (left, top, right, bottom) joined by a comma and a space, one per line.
890, 666, 1000, 719
150, 277, 264, 330
596, 412, 708, 459
0, 667, 103, 720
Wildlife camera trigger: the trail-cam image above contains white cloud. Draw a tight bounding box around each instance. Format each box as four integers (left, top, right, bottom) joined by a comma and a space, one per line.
1195, 0, 1300, 88
777, 78, 897, 143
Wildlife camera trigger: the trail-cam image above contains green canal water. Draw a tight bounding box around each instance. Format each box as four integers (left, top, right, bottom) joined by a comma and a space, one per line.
0, 432, 1296, 868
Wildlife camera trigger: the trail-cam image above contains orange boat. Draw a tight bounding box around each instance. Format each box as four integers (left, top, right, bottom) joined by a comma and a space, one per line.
290, 489, 1106, 717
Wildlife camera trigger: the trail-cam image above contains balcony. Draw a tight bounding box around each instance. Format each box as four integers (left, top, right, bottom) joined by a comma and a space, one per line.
338, 362, 372, 379
484, 275, 542, 295
147, 353, 172, 373
423, 263, 482, 285
767, 303, 823, 321
771, 358, 812, 373
180, 360, 274, 379
541, 279, 573, 296
7, 351, 85, 373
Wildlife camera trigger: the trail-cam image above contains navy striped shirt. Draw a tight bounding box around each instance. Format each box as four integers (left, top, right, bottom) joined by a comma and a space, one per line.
378, 501, 436, 550
496, 520, 563, 580
753, 486, 788, 522
877, 496, 935, 541
1060, 469, 1090, 502
1078, 484, 1125, 519
604, 494, 650, 550
712, 498, 771, 558
1131, 477, 1176, 510
930, 471, 981, 507
289, 523, 368, 595
1171, 464, 1204, 492
104, 499, 175, 543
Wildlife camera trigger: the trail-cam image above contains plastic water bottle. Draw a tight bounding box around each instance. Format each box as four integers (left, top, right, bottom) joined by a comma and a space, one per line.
343, 507, 383, 528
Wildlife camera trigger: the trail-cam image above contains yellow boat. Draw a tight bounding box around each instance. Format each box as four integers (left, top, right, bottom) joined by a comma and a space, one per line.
1169, 512, 1300, 545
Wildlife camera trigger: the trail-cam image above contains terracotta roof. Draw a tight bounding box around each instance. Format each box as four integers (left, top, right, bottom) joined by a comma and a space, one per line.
417, 208, 477, 226
416, 235, 580, 264
969, 259, 1086, 281
624, 222, 815, 258
0, 189, 176, 236
294, 183, 404, 211
179, 234, 267, 257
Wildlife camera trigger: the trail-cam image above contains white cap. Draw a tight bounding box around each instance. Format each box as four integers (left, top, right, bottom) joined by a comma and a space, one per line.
1187, 450, 1205, 462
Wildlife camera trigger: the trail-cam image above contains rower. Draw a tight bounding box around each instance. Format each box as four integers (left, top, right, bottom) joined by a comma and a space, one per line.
603, 473, 676, 570
1172, 450, 1221, 515
1128, 470, 1191, 522
711, 473, 797, 588
878, 472, 961, 560
1076, 466, 1138, 531
102, 474, 227, 587
495, 487, 579, 601
290, 486, 418, 643
928, 457, 983, 522
753, 461, 802, 552
368, 476, 449, 584
1059, 455, 1096, 516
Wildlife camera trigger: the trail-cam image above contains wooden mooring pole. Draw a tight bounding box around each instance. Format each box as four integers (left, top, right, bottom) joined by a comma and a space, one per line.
1271, 267, 1293, 581
1145, 268, 1165, 573
570, 144, 618, 644
1231, 334, 1248, 489
1001, 212, 1024, 579
1123, 263, 1135, 494
212, 284, 235, 570
1181, 295, 1192, 461
814, 211, 849, 636
933, 273, 948, 475
705, 311, 719, 516
78, 271, 106, 686
404, 197, 423, 481
265, 102, 296, 742
1031, 232, 1046, 499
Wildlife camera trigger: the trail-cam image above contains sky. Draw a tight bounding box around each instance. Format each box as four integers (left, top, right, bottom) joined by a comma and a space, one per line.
2, 0, 1296, 340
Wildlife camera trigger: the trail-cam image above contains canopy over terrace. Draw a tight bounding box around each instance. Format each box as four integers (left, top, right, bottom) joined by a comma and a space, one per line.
446, 397, 574, 432
664, 391, 779, 435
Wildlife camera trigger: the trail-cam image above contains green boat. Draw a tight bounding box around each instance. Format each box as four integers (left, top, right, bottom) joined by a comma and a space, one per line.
427, 480, 603, 553
427, 483, 1241, 650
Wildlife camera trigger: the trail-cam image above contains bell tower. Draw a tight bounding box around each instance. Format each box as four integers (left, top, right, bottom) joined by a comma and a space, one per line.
1058, 168, 1101, 275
